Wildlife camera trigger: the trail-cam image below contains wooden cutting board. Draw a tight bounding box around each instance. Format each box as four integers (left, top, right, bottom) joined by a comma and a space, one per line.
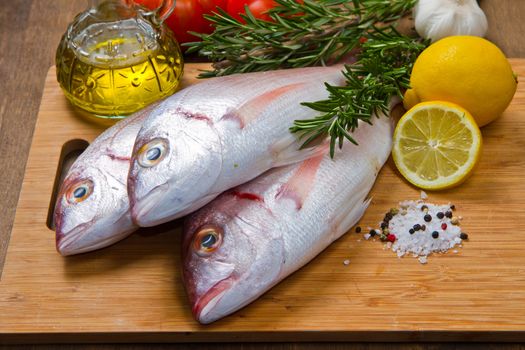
1, 61, 525, 343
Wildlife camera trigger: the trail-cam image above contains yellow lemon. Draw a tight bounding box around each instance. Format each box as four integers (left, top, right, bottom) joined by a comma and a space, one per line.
404, 36, 517, 127
393, 101, 482, 190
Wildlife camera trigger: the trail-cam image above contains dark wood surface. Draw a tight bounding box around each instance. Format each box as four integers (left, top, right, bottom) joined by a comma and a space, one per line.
1, 0, 524, 348
2, 345, 525, 350
1, 346, 525, 350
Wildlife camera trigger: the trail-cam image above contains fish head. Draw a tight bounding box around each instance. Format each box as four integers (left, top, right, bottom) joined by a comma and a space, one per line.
54, 162, 135, 256
182, 193, 284, 324
129, 109, 223, 227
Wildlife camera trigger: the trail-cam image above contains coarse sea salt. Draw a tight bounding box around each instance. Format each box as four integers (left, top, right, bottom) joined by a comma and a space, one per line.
382, 200, 466, 264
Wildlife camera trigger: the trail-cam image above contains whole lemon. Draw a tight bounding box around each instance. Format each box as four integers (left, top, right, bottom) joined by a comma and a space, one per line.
404, 36, 517, 127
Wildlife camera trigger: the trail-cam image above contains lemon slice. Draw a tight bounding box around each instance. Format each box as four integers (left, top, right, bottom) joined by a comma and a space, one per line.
392, 101, 482, 190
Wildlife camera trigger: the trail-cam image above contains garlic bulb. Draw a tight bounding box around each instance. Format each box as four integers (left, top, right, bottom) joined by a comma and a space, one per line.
414, 0, 488, 42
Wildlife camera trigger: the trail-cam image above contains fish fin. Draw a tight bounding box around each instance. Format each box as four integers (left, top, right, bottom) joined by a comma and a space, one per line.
274, 154, 325, 210
220, 82, 307, 128
271, 135, 329, 168
331, 197, 372, 242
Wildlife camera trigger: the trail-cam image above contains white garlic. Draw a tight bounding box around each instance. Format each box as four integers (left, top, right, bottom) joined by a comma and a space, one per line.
414, 0, 488, 42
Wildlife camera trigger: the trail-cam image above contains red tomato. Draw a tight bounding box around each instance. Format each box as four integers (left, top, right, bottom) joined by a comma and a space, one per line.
197, 0, 228, 33
134, 0, 224, 44
199, 0, 228, 13
165, 0, 208, 43
226, 0, 277, 22
226, 0, 303, 22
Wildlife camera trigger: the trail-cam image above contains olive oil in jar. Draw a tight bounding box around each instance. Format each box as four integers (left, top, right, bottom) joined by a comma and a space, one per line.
56, 0, 183, 121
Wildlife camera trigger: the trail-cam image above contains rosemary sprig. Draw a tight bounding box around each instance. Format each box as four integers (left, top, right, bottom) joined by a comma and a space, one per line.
291, 28, 428, 157
186, 0, 427, 156
186, 0, 417, 77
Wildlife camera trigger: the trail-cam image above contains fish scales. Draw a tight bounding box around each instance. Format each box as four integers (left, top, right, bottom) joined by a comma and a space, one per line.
182, 114, 393, 324
128, 66, 346, 227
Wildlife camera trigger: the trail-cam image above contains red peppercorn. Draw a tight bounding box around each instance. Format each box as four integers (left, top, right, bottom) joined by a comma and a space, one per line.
387, 234, 396, 242
441, 223, 447, 230
359, 36, 368, 44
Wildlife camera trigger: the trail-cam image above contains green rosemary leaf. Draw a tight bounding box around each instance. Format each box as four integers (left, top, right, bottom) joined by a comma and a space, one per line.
291, 32, 429, 153
186, 0, 417, 76
186, 0, 428, 156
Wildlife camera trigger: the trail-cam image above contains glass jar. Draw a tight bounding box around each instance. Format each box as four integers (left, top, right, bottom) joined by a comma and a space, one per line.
56, 0, 184, 123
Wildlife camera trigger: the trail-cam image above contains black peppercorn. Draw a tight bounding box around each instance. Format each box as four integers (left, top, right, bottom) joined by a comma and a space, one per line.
424, 214, 432, 222
437, 212, 445, 219
445, 210, 453, 218
460, 232, 469, 240
380, 221, 388, 229
355, 226, 361, 233
409, 228, 415, 234
432, 231, 439, 239
413, 224, 421, 231
369, 229, 377, 237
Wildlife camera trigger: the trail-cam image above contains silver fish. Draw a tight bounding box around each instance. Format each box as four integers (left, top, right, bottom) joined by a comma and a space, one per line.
128, 66, 345, 227
54, 105, 154, 256
182, 115, 393, 324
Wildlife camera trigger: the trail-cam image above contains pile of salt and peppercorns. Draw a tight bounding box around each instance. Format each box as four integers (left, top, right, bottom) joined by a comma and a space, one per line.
355, 196, 469, 264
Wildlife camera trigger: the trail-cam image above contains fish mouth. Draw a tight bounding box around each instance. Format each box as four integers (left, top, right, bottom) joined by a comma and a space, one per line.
131, 182, 169, 227
56, 213, 136, 256
59, 231, 133, 256
192, 275, 236, 324
56, 220, 95, 256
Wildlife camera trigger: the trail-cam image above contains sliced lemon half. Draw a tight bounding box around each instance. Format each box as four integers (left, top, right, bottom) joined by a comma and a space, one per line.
392, 101, 482, 190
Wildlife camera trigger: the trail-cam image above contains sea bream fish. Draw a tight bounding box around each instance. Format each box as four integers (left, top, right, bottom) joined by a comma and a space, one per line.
54, 105, 155, 256
128, 66, 345, 227
182, 114, 393, 324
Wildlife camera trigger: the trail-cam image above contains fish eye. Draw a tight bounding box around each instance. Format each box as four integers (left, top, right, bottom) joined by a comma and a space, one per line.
201, 233, 217, 248
138, 139, 168, 168
73, 186, 87, 198
65, 180, 93, 204
146, 147, 161, 161
193, 226, 223, 256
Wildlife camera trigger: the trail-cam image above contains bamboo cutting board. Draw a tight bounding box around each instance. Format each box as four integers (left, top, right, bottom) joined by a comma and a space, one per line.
1, 61, 525, 343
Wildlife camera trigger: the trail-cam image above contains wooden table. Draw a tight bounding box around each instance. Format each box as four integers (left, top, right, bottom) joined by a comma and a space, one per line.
1, 1, 524, 348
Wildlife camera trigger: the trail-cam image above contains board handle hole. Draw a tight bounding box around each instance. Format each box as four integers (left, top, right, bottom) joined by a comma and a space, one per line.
46, 139, 90, 231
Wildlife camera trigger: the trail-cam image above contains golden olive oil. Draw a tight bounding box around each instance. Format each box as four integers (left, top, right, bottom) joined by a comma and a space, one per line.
56, 13, 183, 121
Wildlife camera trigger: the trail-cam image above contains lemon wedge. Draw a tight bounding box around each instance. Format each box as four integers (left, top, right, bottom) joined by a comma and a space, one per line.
392, 101, 482, 190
